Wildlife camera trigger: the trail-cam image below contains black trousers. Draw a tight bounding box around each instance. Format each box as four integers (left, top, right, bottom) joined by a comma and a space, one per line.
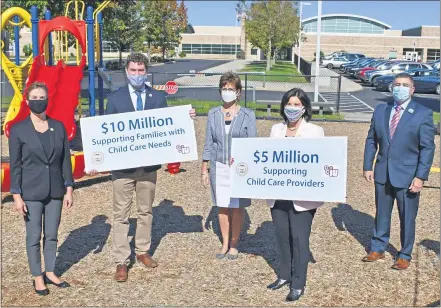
271, 200, 316, 289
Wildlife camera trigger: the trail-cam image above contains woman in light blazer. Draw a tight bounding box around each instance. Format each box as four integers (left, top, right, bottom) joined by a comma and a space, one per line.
202, 71, 257, 260
266, 88, 324, 302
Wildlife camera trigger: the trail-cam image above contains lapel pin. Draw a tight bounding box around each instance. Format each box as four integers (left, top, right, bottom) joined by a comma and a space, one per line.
50, 127, 54, 131
149, 93, 152, 97
408, 108, 414, 114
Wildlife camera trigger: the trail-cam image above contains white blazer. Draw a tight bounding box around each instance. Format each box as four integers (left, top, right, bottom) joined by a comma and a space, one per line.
266, 120, 325, 212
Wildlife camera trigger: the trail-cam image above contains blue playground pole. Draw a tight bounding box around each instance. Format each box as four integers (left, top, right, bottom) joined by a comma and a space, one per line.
31, 6, 39, 57
86, 6, 95, 116
44, 10, 53, 65
14, 16, 20, 65
97, 12, 104, 115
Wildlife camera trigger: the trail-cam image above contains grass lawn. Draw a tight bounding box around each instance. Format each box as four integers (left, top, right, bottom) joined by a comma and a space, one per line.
433, 112, 440, 124
238, 61, 307, 83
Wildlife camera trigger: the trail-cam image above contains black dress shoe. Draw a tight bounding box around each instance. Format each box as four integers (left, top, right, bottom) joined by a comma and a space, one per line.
286, 288, 304, 301
44, 275, 70, 288
33, 280, 49, 296
267, 278, 290, 290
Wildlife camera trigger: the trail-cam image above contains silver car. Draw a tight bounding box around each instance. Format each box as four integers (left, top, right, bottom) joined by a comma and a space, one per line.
367, 62, 432, 85
320, 56, 350, 69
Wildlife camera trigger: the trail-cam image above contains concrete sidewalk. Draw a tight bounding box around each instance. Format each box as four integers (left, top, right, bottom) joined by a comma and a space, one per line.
200, 60, 250, 73
311, 63, 363, 92
341, 112, 372, 122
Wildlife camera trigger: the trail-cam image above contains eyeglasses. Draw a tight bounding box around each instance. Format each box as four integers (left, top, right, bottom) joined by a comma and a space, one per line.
221, 88, 237, 92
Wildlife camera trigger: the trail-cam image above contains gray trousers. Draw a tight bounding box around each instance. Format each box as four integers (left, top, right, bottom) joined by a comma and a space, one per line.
24, 198, 62, 276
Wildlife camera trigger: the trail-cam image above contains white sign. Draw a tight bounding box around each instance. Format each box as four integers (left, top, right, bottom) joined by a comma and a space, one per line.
80, 105, 198, 172
230, 137, 347, 202
215, 162, 239, 208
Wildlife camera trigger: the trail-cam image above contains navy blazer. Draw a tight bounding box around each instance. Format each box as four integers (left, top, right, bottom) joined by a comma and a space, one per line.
8, 117, 74, 201
363, 100, 435, 188
105, 84, 167, 175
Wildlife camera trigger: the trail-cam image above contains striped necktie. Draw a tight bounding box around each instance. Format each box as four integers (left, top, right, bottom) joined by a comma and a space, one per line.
135, 90, 143, 111
389, 105, 402, 139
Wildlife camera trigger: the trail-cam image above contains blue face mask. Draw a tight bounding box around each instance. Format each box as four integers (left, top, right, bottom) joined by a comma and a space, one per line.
392, 86, 411, 104
284, 106, 304, 122
127, 72, 147, 89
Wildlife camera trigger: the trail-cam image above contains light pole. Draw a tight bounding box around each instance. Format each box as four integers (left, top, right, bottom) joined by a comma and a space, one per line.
235, 4, 243, 59
295, 2, 311, 70
313, 0, 322, 103
235, 14, 239, 59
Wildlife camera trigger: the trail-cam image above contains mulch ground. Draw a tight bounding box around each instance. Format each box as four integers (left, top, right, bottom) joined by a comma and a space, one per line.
1, 119, 440, 307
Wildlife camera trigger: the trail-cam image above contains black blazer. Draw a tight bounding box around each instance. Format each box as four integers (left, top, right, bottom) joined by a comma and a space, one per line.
8, 116, 74, 201
106, 84, 168, 176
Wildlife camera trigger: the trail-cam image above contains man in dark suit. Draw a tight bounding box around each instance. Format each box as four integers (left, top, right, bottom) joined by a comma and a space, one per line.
103, 53, 195, 282
362, 73, 435, 270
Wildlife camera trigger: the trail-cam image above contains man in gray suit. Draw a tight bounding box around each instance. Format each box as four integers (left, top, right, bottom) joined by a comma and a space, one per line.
93, 53, 195, 282
362, 73, 435, 270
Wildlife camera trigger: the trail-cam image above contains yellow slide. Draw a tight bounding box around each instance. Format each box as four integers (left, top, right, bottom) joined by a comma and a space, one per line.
1, 7, 33, 132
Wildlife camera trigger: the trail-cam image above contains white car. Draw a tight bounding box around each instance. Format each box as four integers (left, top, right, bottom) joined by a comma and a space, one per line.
320, 56, 349, 69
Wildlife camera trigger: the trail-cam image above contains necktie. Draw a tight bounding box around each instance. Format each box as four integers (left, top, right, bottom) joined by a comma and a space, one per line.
135, 90, 143, 111
389, 105, 401, 139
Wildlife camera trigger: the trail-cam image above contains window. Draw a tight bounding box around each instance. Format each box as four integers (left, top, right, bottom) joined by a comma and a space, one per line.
303, 17, 385, 34
181, 44, 240, 55
407, 64, 420, 70
251, 48, 258, 55
427, 49, 440, 61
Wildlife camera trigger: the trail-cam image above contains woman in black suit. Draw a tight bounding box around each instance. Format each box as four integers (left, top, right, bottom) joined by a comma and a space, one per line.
9, 81, 74, 295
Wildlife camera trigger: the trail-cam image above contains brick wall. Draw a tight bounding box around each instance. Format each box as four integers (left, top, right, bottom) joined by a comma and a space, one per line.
421, 27, 440, 37
301, 34, 440, 62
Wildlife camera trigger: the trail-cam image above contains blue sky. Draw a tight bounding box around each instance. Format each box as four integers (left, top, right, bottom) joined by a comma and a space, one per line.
185, 1, 440, 30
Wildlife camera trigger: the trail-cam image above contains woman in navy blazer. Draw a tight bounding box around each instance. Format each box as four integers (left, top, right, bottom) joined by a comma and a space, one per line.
9, 82, 74, 295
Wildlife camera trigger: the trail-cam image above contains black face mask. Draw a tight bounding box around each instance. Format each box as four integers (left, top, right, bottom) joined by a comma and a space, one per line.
28, 99, 48, 114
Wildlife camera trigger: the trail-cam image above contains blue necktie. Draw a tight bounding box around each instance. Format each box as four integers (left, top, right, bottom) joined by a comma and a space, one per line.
135, 90, 143, 111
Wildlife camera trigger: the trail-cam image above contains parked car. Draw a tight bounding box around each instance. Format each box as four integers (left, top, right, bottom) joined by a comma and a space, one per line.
345, 58, 375, 75
343, 58, 373, 71
345, 53, 365, 62
320, 56, 350, 69
340, 58, 366, 71
352, 59, 387, 77
322, 51, 348, 60
356, 60, 391, 82
366, 62, 430, 85
413, 75, 440, 94
374, 70, 440, 92
428, 59, 440, 70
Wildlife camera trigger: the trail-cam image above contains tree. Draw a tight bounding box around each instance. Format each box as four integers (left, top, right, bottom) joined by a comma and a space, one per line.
131, 1, 187, 62
102, 1, 142, 65
243, 0, 299, 70
134, 1, 164, 62
158, 0, 187, 59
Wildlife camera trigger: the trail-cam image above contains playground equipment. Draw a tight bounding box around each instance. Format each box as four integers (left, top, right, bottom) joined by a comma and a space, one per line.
1, 7, 33, 132
1, 1, 111, 191
4, 15, 87, 141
